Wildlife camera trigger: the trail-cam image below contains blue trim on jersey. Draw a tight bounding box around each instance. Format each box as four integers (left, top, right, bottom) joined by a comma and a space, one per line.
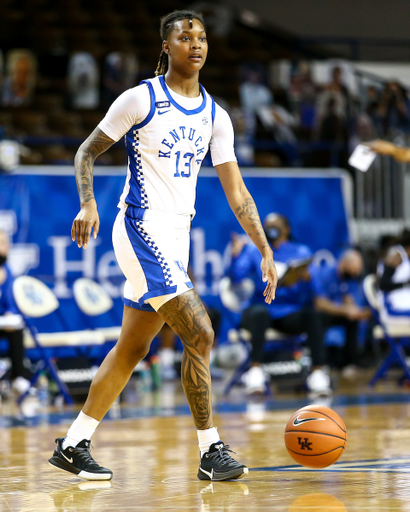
134, 81, 156, 129
124, 215, 176, 299
124, 297, 156, 312
159, 75, 207, 115
185, 281, 194, 289
211, 97, 216, 126
124, 128, 149, 209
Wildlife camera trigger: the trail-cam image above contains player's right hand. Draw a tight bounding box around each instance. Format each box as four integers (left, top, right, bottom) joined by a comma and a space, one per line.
71, 199, 100, 249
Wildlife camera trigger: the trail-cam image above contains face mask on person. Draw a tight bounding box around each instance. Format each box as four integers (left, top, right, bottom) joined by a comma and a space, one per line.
264, 227, 281, 244
341, 271, 359, 280
0, 255, 7, 267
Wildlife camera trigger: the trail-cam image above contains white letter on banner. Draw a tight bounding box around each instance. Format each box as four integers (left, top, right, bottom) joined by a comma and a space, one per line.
190, 228, 223, 295
48, 236, 97, 298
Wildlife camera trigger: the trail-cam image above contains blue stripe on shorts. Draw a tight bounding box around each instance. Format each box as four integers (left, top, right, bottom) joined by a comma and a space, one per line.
124, 298, 156, 312
124, 215, 177, 303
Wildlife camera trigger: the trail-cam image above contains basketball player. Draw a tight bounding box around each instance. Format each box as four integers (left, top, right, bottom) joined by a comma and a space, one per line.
48, 10, 278, 482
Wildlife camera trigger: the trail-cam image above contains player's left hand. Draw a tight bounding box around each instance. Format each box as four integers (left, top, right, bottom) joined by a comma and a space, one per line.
261, 256, 278, 304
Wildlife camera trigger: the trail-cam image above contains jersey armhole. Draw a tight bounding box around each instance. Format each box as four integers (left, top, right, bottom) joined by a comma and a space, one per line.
133, 81, 156, 130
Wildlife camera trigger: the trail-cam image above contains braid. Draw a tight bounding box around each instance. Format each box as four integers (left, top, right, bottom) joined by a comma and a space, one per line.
155, 50, 168, 77
154, 9, 206, 76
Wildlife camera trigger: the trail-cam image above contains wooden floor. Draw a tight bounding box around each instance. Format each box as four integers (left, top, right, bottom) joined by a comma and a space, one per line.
2, 373, 410, 511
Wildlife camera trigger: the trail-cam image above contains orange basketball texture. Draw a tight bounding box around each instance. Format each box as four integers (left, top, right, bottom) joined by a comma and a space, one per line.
284, 405, 347, 468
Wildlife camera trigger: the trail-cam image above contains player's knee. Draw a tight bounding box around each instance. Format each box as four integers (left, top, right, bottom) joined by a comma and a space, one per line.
196, 324, 215, 356
116, 340, 150, 366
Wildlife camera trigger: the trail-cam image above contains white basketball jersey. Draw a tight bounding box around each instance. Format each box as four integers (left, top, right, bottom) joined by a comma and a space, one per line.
118, 76, 215, 217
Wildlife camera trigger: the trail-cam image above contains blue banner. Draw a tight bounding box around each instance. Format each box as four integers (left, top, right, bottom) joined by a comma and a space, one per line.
0, 167, 351, 335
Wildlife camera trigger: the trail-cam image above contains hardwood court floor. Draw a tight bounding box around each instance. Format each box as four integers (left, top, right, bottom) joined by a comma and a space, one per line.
2, 375, 410, 511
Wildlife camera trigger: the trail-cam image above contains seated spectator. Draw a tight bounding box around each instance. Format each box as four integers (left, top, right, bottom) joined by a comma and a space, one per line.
378, 230, 410, 326
310, 250, 371, 372
289, 62, 318, 139
230, 107, 255, 166
349, 113, 377, 154
103, 52, 138, 108
0, 230, 31, 396
68, 52, 100, 109
314, 94, 348, 167
326, 66, 350, 100
1, 50, 36, 107
239, 69, 273, 116
227, 213, 331, 397
318, 97, 347, 144
316, 66, 349, 127
365, 85, 381, 129
239, 68, 273, 138
376, 81, 410, 136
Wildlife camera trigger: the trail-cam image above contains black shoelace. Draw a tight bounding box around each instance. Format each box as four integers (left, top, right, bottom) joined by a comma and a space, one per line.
70, 443, 99, 467
208, 445, 237, 463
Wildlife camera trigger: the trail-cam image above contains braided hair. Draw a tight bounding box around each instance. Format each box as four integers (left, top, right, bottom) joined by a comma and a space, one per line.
155, 10, 206, 77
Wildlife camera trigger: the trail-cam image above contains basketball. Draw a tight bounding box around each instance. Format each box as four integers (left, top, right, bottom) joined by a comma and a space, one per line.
284, 405, 347, 468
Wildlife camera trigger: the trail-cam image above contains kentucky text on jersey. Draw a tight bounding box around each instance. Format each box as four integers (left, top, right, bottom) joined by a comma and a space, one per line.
159, 127, 205, 165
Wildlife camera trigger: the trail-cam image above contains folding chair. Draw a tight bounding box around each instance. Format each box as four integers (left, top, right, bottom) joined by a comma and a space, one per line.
72, 278, 122, 343
13, 275, 74, 405
219, 276, 304, 395
363, 274, 410, 386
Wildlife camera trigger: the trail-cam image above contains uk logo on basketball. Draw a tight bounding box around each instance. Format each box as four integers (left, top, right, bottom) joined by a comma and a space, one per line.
297, 437, 312, 451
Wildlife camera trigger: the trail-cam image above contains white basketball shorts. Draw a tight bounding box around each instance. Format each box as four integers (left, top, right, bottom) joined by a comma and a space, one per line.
112, 206, 193, 312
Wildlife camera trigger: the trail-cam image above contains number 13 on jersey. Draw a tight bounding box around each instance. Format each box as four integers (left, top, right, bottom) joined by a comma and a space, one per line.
174, 151, 194, 178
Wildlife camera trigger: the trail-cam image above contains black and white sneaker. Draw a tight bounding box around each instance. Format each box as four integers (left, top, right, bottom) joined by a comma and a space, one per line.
48, 438, 113, 481
197, 441, 249, 481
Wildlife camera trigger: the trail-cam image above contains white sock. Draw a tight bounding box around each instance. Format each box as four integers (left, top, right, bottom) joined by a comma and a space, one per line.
62, 411, 100, 450
197, 427, 220, 457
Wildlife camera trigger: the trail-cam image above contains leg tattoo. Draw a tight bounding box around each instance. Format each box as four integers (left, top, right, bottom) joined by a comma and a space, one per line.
159, 290, 213, 430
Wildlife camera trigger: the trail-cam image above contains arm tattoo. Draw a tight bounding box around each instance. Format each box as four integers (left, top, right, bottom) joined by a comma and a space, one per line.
234, 196, 269, 250
74, 128, 115, 204
158, 290, 213, 430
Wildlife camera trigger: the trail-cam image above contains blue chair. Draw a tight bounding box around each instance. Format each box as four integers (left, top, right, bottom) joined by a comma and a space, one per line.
13, 276, 74, 404
13, 276, 106, 404
363, 274, 410, 386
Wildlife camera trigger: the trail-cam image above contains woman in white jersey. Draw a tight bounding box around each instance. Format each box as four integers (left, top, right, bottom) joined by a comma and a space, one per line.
49, 10, 278, 482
